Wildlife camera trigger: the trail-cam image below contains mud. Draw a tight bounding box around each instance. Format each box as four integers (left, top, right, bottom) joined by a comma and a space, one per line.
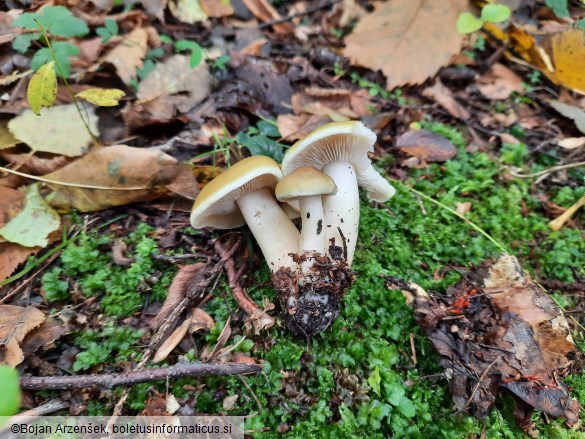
273, 253, 353, 339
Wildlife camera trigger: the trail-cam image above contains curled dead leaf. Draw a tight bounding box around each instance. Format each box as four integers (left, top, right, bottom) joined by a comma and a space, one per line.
153, 318, 191, 363
0, 305, 46, 367
396, 130, 458, 162
189, 307, 215, 333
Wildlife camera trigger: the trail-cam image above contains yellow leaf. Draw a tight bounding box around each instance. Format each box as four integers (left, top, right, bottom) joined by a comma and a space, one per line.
27, 62, 57, 116
76, 88, 126, 106
8, 104, 98, 157
344, 0, 468, 90
547, 29, 585, 94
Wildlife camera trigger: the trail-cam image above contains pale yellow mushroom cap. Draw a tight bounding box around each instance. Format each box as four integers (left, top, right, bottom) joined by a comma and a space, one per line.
281, 121, 395, 202
275, 166, 337, 202
190, 155, 283, 229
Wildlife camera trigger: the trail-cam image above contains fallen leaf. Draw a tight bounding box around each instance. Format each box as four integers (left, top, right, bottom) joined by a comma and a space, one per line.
0, 184, 60, 248
476, 63, 524, 100
150, 263, 208, 329
0, 12, 21, 45
395, 130, 458, 162
546, 29, 585, 94
422, 80, 470, 120
276, 114, 331, 141
200, 0, 234, 17
166, 394, 181, 415
339, 0, 366, 27
392, 254, 580, 429
557, 137, 585, 149
222, 394, 238, 411
21, 318, 66, 356
131, 55, 212, 126
8, 104, 99, 157
0, 187, 25, 230
549, 100, 585, 134
141, 0, 167, 21
0, 120, 19, 150
0, 305, 46, 367
27, 62, 57, 116
344, 0, 467, 90
499, 132, 521, 145
76, 88, 125, 106
291, 87, 376, 120
189, 307, 215, 333
153, 317, 191, 363
43, 145, 194, 212
0, 151, 71, 175
103, 27, 148, 85
0, 242, 39, 283
169, 0, 208, 23
242, 0, 294, 33
455, 201, 471, 216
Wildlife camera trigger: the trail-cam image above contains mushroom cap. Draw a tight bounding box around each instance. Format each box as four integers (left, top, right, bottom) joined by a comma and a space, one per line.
190, 155, 283, 229
281, 120, 394, 202
275, 166, 338, 202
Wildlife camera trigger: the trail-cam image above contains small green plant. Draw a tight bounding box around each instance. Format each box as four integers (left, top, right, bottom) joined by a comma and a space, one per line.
333, 63, 390, 99
175, 40, 204, 68
457, 4, 511, 35
0, 366, 20, 420
546, 0, 570, 19
12, 6, 89, 78
235, 119, 287, 162
74, 324, 144, 371
96, 18, 118, 43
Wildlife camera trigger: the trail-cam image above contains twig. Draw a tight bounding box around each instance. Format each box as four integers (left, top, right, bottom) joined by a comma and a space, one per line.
20, 362, 261, 390
409, 333, 417, 366
258, 0, 341, 29
214, 239, 274, 334
459, 356, 501, 413
507, 161, 585, 179
152, 253, 211, 262
549, 194, 585, 231
9, 399, 68, 417
110, 241, 240, 418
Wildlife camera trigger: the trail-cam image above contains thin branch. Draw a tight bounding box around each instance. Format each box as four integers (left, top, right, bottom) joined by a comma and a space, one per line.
258, 0, 341, 29
20, 362, 261, 390
507, 161, 585, 179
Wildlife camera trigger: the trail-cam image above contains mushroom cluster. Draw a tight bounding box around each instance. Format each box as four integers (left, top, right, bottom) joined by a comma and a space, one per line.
190, 121, 395, 338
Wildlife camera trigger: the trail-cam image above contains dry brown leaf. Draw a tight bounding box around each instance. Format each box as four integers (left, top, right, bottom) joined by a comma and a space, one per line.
206, 317, 231, 362
0, 305, 46, 366
153, 317, 191, 363
0, 12, 20, 45
150, 263, 207, 329
189, 307, 215, 333
132, 55, 212, 126
43, 145, 194, 212
0, 242, 39, 282
455, 201, 471, 217
0, 187, 25, 230
21, 318, 66, 356
242, 0, 294, 33
558, 137, 585, 149
422, 80, 470, 120
476, 64, 524, 100
200, 0, 234, 17
393, 254, 580, 428
0, 151, 71, 175
291, 88, 375, 120
222, 395, 238, 411
276, 114, 331, 141
339, 0, 366, 27
344, 0, 467, 90
141, 0, 167, 21
396, 130, 458, 162
499, 132, 521, 145
103, 28, 148, 85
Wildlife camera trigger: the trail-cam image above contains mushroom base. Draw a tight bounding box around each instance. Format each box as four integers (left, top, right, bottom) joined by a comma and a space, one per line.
273, 253, 353, 339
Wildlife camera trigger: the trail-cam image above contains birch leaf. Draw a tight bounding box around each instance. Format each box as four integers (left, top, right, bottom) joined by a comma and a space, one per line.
27, 62, 57, 116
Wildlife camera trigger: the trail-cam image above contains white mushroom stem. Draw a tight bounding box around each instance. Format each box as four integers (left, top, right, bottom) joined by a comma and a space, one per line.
235, 188, 300, 272
322, 161, 360, 265
297, 195, 327, 278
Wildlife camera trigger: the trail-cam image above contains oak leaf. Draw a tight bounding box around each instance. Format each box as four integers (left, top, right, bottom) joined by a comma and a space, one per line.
344, 0, 467, 90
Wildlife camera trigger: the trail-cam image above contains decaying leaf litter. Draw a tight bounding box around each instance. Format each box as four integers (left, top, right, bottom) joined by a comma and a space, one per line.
0, 0, 584, 436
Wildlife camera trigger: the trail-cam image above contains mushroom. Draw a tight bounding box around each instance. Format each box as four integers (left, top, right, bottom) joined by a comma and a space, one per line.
275, 166, 337, 280
190, 155, 300, 273
281, 121, 395, 265
274, 166, 352, 338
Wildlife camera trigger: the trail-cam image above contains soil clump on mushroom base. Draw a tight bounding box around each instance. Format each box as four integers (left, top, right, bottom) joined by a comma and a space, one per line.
273, 252, 353, 339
